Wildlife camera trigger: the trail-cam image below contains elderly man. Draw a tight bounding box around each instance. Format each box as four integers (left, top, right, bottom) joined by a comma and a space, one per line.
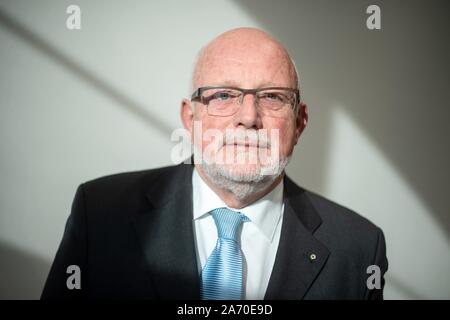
42, 28, 387, 300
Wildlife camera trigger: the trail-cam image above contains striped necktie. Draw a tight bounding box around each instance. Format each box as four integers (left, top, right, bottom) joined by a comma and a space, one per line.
201, 207, 250, 300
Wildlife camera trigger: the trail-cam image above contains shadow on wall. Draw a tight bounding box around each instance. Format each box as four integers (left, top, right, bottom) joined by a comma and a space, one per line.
233, 0, 450, 238
0, 241, 51, 299
0, 7, 173, 137
385, 275, 425, 300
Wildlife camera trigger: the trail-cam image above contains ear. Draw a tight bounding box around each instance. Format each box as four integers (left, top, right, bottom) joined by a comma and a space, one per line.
294, 102, 308, 145
180, 98, 195, 134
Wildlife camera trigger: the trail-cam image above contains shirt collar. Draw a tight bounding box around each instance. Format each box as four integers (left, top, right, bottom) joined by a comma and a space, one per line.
192, 168, 284, 242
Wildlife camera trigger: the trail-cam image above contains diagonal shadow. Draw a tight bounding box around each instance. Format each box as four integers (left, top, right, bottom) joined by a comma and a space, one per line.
0, 7, 173, 136
385, 275, 426, 300
232, 0, 450, 239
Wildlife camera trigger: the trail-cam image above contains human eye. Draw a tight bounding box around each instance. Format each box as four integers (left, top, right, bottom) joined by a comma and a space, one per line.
267, 93, 283, 101
211, 90, 239, 101
259, 91, 288, 103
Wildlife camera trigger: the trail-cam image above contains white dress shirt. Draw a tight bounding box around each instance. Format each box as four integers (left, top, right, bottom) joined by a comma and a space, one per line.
192, 168, 284, 300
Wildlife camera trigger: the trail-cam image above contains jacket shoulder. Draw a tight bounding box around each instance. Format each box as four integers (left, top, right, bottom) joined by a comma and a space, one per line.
79, 164, 190, 212
82, 165, 178, 191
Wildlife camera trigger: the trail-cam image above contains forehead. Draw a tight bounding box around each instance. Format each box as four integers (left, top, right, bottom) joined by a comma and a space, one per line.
195, 40, 295, 88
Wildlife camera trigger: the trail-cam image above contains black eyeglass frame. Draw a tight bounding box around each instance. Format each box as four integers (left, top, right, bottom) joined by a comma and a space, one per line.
190, 86, 301, 111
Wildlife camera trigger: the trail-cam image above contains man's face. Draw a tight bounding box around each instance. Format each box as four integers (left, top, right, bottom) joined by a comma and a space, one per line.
183, 35, 307, 181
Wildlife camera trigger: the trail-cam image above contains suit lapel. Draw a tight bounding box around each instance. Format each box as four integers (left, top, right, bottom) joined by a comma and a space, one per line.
264, 176, 330, 300
132, 164, 200, 299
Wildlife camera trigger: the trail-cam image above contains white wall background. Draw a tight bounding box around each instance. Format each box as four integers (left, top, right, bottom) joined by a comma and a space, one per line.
0, 0, 448, 299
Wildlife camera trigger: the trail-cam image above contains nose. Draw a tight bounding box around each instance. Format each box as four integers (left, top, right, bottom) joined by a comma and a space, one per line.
233, 93, 262, 129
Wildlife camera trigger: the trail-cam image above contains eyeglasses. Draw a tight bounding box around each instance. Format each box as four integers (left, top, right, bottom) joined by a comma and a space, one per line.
191, 86, 300, 116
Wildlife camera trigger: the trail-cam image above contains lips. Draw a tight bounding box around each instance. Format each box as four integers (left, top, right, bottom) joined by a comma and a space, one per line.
222, 130, 272, 148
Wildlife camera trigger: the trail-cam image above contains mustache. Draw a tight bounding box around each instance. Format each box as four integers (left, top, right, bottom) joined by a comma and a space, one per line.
223, 130, 271, 148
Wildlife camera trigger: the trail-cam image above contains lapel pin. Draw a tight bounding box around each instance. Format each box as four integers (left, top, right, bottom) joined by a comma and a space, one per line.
309, 253, 317, 261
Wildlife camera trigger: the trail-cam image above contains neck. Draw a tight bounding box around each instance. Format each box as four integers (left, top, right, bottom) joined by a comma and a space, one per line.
195, 165, 284, 209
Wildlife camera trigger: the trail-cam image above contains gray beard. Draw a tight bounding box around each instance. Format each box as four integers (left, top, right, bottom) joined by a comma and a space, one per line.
200, 157, 290, 201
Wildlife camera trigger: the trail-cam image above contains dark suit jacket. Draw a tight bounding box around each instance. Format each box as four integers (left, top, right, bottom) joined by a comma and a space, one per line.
41, 163, 388, 300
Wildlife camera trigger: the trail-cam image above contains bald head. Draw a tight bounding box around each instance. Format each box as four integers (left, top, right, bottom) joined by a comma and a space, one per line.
192, 28, 299, 91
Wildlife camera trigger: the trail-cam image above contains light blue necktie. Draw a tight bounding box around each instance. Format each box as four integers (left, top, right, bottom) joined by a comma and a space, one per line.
201, 207, 250, 300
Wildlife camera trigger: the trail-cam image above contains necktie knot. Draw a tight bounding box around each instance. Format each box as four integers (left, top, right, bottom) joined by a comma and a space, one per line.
211, 207, 249, 241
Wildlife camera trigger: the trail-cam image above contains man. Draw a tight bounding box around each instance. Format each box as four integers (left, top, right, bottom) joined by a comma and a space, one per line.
42, 28, 388, 300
